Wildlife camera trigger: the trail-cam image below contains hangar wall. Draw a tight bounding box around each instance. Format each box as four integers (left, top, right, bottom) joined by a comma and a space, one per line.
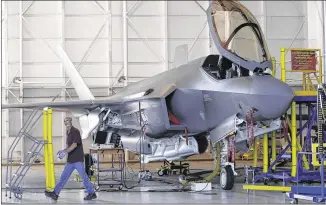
1, 1, 324, 162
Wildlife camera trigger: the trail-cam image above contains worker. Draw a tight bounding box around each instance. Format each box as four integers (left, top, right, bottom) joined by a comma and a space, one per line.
45, 117, 97, 201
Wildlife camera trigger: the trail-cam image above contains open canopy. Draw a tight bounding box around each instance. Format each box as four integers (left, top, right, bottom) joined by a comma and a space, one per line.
207, 0, 272, 72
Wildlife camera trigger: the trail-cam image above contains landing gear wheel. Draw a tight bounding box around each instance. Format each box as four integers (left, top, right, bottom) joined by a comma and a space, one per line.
290, 199, 298, 204
263, 179, 273, 186
220, 165, 234, 190
118, 185, 123, 190
158, 170, 164, 176
14, 193, 22, 199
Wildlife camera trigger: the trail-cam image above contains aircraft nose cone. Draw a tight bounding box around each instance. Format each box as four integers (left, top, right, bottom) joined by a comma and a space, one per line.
249, 75, 294, 120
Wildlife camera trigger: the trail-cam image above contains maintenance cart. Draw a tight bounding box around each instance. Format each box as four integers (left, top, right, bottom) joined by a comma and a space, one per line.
157, 160, 190, 176
89, 147, 125, 191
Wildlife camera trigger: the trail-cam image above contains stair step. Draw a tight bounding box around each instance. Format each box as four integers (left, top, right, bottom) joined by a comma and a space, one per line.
27, 151, 39, 154
20, 162, 32, 166
5, 109, 45, 198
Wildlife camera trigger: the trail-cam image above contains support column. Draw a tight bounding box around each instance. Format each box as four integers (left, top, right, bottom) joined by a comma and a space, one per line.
47, 108, 55, 189
253, 138, 258, 168
43, 109, 49, 189
263, 133, 269, 173
61, 0, 66, 151
43, 108, 55, 190
164, 1, 169, 71
291, 101, 297, 177
108, 1, 112, 95
19, 0, 24, 162
272, 131, 276, 170
122, 1, 128, 86
3, 0, 10, 158
280, 47, 286, 82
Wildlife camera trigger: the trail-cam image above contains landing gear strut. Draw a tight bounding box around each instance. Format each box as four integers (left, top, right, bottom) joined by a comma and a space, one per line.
178, 138, 236, 190
219, 138, 236, 190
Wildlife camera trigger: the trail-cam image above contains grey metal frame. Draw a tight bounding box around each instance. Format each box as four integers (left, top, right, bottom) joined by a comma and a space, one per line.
5, 109, 45, 199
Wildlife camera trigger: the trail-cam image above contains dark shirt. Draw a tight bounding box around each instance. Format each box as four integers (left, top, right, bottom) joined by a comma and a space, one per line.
66, 126, 84, 163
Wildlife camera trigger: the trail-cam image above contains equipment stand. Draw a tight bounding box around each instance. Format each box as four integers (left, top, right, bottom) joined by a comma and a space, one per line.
89, 147, 125, 191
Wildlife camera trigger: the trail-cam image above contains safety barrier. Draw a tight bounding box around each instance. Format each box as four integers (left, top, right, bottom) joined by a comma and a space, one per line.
43, 108, 55, 190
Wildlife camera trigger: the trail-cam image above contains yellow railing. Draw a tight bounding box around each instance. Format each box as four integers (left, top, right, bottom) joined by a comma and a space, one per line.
279, 47, 322, 176
280, 47, 323, 96
311, 143, 326, 166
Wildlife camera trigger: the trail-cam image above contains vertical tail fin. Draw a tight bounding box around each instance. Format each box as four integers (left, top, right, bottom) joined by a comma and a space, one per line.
56, 45, 95, 100
173, 44, 188, 68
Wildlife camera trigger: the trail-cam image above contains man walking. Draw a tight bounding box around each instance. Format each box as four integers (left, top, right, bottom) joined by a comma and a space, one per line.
45, 117, 97, 201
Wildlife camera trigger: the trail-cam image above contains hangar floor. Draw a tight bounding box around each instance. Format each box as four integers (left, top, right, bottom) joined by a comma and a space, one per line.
1, 161, 308, 204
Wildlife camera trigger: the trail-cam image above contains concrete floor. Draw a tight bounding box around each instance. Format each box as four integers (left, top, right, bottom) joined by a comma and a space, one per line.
0, 161, 310, 204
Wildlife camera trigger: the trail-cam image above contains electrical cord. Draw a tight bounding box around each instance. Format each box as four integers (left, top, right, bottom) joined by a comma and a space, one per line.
122, 101, 146, 189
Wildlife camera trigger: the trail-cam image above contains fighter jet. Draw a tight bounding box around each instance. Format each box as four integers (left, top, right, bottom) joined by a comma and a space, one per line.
2, 0, 294, 190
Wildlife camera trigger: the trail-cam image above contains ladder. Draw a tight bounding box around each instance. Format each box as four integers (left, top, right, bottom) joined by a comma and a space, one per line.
316, 85, 326, 161
5, 108, 45, 199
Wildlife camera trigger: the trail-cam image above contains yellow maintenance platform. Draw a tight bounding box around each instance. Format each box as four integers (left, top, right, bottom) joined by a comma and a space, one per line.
243, 47, 323, 192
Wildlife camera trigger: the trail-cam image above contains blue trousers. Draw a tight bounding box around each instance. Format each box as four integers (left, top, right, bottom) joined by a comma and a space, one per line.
54, 162, 95, 195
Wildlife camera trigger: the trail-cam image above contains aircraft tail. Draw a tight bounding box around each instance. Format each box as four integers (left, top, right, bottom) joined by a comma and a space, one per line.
56, 45, 95, 100
173, 44, 188, 68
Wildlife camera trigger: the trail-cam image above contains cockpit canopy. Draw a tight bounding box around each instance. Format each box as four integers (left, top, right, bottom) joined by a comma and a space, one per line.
207, 0, 272, 72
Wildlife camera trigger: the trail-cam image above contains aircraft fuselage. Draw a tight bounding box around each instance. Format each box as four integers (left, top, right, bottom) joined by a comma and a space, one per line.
101, 54, 294, 161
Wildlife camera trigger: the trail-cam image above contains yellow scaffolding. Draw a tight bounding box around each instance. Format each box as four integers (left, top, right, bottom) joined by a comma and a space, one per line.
243, 48, 323, 192
263, 131, 269, 173
291, 101, 297, 177
240, 139, 261, 161
311, 143, 326, 166
271, 131, 277, 170
43, 107, 55, 190
280, 47, 322, 176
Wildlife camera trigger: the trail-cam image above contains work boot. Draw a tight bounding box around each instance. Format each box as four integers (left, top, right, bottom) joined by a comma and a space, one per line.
84, 192, 97, 200
45, 190, 58, 201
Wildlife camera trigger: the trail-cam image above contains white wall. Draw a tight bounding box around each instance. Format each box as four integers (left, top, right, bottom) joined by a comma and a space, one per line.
1, 1, 324, 162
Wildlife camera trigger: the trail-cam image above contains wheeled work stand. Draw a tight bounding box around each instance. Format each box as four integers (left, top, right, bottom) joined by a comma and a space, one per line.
89, 147, 125, 191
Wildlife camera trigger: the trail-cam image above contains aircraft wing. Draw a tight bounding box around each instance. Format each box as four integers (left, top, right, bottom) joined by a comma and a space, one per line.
2, 99, 99, 110
1, 82, 176, 111
1, 96, 162, 111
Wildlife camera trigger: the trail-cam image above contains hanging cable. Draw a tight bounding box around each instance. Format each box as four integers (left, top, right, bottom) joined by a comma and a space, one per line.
246, 109, 255, 149
122, 101, 145, 189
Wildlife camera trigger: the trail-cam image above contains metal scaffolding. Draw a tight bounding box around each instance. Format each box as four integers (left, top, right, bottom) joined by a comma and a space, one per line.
322, 0, 326, 83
